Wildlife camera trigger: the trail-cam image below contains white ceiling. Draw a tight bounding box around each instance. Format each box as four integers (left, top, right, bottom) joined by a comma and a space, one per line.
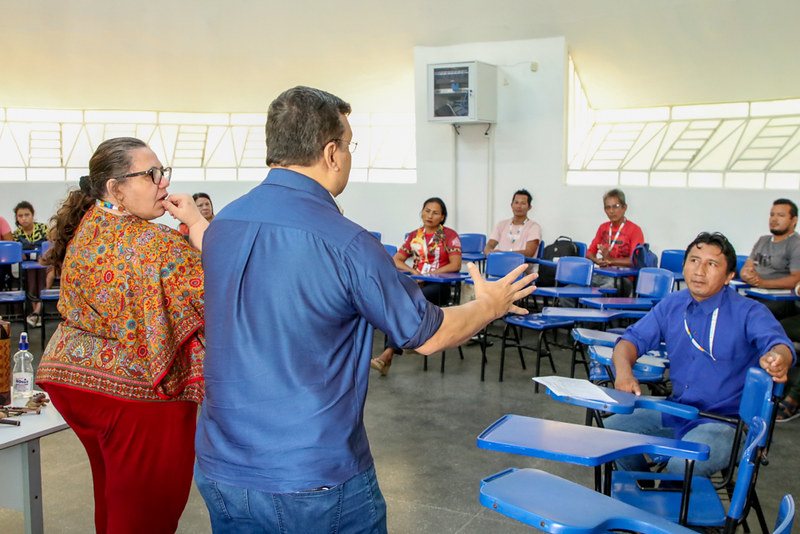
2, 0, 799, 113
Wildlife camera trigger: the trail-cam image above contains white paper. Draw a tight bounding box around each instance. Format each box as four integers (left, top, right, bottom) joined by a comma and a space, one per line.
532, 376, 617, 403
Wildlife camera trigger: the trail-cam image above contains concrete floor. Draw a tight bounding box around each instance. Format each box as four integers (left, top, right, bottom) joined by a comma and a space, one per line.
2, 320, 799, 533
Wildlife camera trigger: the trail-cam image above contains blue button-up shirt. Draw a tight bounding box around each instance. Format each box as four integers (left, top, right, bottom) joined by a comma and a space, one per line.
620, 285, 794, 437
196, 168, 443, 492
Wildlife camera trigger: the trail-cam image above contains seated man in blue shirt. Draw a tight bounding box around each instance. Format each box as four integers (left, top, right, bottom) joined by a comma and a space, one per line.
195, 86, 536, 534
604, 232, 794, 477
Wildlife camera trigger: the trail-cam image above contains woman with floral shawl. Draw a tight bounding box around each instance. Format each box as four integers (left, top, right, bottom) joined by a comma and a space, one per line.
37, 137, 208, 534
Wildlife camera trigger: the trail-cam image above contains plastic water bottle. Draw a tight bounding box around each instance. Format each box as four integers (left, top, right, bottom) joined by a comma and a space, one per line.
12, 332, 34, 398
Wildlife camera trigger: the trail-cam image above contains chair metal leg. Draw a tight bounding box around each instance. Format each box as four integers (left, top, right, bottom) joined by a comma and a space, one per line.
480, 327, 489, 382
540, 333, 556, 373
440, 351, 446, 373
499, 323, 518, 382
424, 354, 428, 371
570, 340, 589, 378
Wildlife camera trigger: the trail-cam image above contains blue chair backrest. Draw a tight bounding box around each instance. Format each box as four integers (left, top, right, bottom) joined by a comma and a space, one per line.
726, 416, 767, 523
0, 241, 23, 265
555, 256, 593, 286
575, 241, 587, 258
636, 268, 675, 298
384, 244, 398, 257
659, 249, 684, 274
736, 255, 748, 278
773, 494, 795, 534
486, 252, 525, 278
369, 231, 381, 241
536, 240, 545, 258
739, 367, 780, 429
460, 233, 486, 254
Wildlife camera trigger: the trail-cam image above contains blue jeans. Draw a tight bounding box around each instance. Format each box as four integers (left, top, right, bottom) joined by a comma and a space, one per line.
603, 408, 737, 478
194, 464, 387, 534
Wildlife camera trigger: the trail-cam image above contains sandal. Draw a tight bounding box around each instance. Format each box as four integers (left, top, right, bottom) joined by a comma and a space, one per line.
776, 399, 800, 423
370, 358, 391, 376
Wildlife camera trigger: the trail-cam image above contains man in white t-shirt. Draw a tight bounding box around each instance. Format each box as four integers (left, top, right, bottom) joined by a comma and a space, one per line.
484, 189, 542, 257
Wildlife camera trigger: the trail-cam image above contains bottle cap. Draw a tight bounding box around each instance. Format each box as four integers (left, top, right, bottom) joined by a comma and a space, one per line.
19, 332, 28, 351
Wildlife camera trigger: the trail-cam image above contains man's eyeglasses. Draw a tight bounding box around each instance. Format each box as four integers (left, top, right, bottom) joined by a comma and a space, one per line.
604, 203, 624, 211
114, 167, 172, 186
329, 139, 358, 154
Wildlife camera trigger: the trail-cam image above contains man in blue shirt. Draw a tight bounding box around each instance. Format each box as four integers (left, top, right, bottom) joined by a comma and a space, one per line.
194, 86, 535, 534
604, 232, 794, 477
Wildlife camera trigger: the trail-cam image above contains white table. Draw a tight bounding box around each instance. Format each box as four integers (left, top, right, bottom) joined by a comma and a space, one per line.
0, 396, 68, 534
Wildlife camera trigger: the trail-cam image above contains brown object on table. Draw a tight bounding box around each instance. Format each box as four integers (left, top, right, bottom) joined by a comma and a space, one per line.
26, 392, 50, 409
0, 320, 10, 406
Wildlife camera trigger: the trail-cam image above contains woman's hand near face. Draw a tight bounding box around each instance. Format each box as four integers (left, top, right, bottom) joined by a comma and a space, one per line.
162, 194, 209, 251
162, 194, 203, 226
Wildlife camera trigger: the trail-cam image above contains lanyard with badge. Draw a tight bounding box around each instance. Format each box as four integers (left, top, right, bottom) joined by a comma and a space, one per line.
508, 218, 528, 247
607, 219, 626, 252
683, 307, 719, 361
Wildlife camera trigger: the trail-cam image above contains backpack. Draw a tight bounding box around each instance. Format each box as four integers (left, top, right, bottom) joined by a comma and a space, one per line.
631, 242, 658, 270
537, 236, 580, 287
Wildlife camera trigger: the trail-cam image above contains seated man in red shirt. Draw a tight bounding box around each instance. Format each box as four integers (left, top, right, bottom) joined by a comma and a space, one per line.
585, 188, 644, 297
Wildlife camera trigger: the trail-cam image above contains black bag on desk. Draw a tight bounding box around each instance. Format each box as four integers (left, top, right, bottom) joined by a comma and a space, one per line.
537, 236, 580, 287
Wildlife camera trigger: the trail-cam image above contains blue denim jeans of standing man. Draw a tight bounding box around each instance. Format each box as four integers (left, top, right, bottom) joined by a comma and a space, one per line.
602, 408, 738, 478
194, 464, 387, 534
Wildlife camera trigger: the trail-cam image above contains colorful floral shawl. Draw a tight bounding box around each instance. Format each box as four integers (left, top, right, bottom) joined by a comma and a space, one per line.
37, 206, 205, 403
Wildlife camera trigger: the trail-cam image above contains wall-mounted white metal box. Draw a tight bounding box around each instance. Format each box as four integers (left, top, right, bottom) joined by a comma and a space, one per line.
427, 61, 497, 123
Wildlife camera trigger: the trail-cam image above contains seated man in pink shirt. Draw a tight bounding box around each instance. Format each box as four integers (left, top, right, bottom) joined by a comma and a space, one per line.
484, 189, 542, 258
585, 188, 644, 296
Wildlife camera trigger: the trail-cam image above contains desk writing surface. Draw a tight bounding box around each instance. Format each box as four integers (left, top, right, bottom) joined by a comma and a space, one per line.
477, 414, 708, 465
541, 307, 646, 321
744, 288, 799, 301
579, 297, 658, 310
593, 266, 639, 277
535, 286, 612, 299
409, 272, 470, 283
541, 379, 699, 420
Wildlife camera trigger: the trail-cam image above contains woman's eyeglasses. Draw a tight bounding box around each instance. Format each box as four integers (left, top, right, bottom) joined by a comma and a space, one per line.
114, 167, 172, 186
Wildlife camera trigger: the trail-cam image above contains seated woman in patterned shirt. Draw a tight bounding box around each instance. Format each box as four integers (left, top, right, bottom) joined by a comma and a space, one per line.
371, 197, 462, 376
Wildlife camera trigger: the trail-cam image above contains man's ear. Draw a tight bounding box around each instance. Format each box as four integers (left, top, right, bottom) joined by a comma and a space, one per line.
322, 141, 339, 172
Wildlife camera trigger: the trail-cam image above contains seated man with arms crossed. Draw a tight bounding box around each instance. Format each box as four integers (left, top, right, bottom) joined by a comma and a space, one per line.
604, 232, 794, 477
739, 198, 800, 319
484, 189, 542, 257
